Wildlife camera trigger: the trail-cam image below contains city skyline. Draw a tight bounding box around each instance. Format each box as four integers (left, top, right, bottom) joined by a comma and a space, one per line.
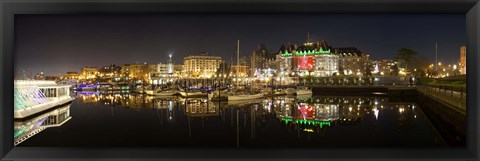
15, 14, 466, 77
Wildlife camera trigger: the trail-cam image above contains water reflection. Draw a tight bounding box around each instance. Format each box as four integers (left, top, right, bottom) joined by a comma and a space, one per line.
74, 92, 422, 139
14, 103, 72, 146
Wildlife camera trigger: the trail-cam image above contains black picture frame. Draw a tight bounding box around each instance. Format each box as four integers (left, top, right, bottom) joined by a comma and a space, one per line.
1, 0, 478, 160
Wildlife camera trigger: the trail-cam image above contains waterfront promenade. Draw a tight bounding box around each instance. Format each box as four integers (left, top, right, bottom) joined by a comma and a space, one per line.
416, 85, 466, 115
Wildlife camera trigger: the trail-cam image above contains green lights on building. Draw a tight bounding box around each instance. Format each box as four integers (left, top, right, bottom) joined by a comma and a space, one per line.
297, 96, 312, 102
281, 48, 331, 57
281, 117, 331, 128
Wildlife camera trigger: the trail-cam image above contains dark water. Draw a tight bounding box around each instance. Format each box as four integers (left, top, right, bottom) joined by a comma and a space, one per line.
17, 91, 448, 147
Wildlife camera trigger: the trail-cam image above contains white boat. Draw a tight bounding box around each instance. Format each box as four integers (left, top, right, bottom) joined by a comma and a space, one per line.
225, 40, 265, 101
14, 80, 75, 119
227, 93, 264, 101
179, 91, 207, 97
145, 89, 155, 95
285, 87, 312, 95
227, 98, 264, 106
154, 90, 178, 96
208, 89, 229, 100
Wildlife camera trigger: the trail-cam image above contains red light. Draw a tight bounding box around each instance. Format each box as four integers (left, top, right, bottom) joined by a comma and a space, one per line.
296, 56, 315, 70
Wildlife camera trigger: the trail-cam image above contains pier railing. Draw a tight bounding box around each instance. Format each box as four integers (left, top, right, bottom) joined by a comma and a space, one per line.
416, 85, 466, 115
420, 84, 467, 99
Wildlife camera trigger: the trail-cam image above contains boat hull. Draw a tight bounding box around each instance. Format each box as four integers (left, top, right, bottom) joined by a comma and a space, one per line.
228, 93, 264, 101
154, 91, 178, 96
179, 91, 207, 98
145, 90, 155, 95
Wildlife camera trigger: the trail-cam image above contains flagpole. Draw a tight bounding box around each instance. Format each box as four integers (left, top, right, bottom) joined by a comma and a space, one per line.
435, 42, 438, 72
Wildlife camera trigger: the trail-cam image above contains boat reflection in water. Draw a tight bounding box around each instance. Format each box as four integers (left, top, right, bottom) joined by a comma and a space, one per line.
14, 103, 72, 146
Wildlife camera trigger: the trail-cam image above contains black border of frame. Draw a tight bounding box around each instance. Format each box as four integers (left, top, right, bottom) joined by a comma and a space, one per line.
0, 0, 479, 160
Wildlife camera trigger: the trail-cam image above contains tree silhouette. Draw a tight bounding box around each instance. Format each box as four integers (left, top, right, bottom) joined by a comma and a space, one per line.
365, 66, 372, 76
391, 64, 400, 76
395, 48, 418, 69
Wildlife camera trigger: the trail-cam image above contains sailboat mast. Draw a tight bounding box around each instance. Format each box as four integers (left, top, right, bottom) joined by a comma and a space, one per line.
307, 32, 310, 43
236, 40, 240, 88
435, 42, 438, 72
237, 40, 240, 66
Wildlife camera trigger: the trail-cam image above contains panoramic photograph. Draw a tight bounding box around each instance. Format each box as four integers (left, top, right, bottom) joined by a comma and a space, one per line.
13, 14, 466, 147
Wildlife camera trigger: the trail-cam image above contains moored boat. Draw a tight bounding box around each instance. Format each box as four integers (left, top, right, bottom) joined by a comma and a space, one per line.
227, 93, 264, 101
76, 83, 98, 91
285, 86, 312, 95
179, 91, 207, 97
208, 89, 229, 101
145, 89, 155, 95
154, 90, 178, 96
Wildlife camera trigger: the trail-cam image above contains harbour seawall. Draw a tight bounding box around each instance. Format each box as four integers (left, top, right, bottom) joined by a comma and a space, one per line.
416, 91, 466, 146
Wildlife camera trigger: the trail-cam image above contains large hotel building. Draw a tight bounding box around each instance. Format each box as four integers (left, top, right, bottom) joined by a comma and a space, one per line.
277, 40, 339, 77
335, 47, 369, 76
183, 52, 222, 78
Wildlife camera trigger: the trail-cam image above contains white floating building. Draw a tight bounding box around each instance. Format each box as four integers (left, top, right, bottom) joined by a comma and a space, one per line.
14, 80, 74, 119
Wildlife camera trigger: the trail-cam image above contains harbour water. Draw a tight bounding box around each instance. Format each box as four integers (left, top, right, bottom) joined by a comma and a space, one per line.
17, 91, 448, 147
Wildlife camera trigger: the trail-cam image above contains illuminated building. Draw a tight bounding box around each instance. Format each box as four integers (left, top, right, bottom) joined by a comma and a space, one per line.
150, 55, 179, 85
80, 67, 99, 80
459, 45, 466, 75
155, 54, 175, 77
183, 52, 222, 78
156, 64, 171, 76
250, 43, 275, 76
230, 65, 249, 78
173, 64, 183, 76
335, 47, 369, 76
63, 72, 79, 80
120, 63, 152, 82
128, 64, 148, 80
98, 64, 122, 80
371, 59, 400, 76
278, 40, 338, 77
239, 56, 251, 67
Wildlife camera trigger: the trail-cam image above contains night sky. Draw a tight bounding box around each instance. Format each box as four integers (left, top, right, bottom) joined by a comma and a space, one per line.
15, 14, 466, 78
